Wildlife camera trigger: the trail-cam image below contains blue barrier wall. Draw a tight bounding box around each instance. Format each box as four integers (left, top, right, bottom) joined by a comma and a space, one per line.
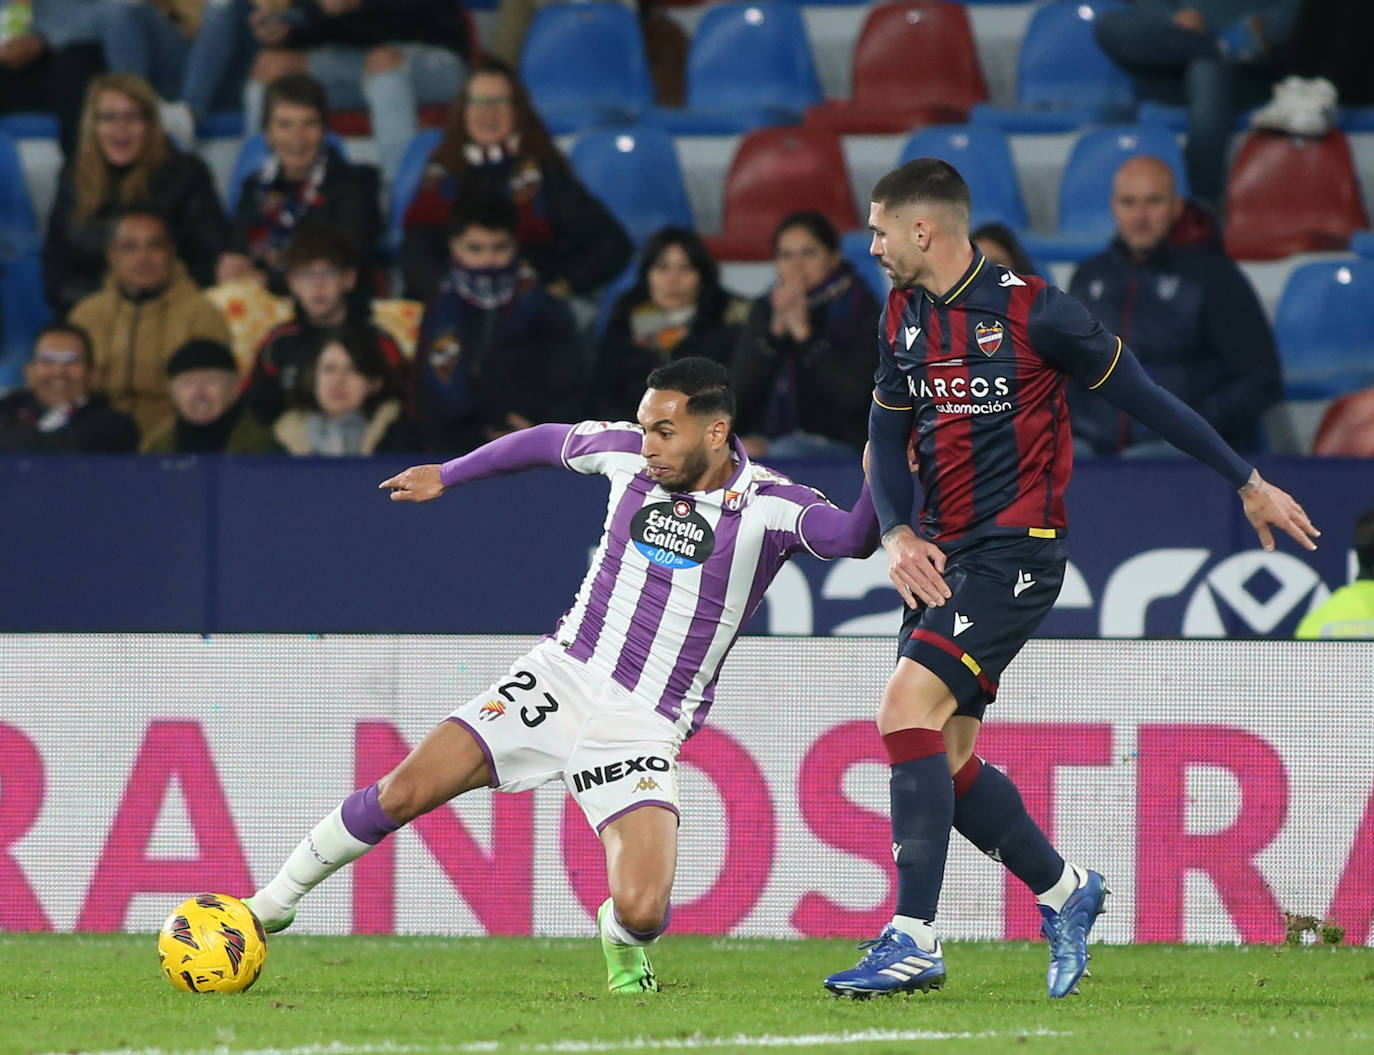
0, 454, 1366, 636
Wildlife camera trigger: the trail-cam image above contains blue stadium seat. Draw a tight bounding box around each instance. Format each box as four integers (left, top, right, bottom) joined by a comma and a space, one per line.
594, 258, 641, 338
198, 112, 247, 139
387, 128, 444, 252
569, 128, 694, 246
1273, 260, 1374, 399
0, 130, 39, 258
840, 230, 888, 300
0, 113, 59, 140
1021, 124, 1187, 262
226, 132, 347, 213
1136, 101, 1252, 133
898, 124, 1029, 231
0, 251, 52, 392
645, 3, 823, 134
520, 3, 656, 135
970, 1, 1135, 133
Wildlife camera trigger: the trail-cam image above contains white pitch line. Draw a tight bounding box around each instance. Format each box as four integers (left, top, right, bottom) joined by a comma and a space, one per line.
34, 1028, 1072, 1055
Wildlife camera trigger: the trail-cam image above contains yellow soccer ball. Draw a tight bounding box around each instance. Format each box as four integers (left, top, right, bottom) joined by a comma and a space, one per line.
157, 893, 267, 994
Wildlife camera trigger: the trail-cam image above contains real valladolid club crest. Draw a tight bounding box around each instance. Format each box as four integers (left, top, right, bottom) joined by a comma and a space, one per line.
975, 320, 1004, 356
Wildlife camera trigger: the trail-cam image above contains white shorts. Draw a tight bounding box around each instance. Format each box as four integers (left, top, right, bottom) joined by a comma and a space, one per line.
448, 641, 684, 833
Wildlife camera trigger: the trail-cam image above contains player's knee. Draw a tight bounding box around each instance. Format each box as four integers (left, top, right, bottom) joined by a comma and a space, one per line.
374, 772, 429, 825
613, 892, 670, 939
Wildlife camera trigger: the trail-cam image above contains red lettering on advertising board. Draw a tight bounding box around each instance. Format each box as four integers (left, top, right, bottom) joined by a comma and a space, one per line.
0, 724, 52, 930
351, 721, 533, 935
1327, 780, 1374, 945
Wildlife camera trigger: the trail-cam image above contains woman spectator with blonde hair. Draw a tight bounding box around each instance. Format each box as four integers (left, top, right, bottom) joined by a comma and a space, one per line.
398, 57, 632, 304
43, 72, 229, 314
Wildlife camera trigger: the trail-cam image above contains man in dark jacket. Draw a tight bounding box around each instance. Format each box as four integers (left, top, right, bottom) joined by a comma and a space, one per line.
0, 322, 138, 452
141, 338, 277, 454
415, 193, 585, 453
242, 224, 408, 426
1068, 155, 1281, 456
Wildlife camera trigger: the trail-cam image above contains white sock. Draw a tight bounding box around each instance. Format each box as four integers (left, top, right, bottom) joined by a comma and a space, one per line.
254, 806, 374, 918
890, 915, 939, 952
1037, 863, 1088, 914
601, 905, 654, 948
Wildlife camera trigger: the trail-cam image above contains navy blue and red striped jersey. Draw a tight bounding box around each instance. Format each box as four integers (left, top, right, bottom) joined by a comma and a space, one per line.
873, 251, 1122, 544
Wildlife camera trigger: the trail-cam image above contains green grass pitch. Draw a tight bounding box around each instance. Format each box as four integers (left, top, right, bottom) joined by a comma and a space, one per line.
3, 934, 1372, 1055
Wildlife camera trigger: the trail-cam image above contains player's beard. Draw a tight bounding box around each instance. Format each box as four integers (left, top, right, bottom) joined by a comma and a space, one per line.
659, 442, 712, 492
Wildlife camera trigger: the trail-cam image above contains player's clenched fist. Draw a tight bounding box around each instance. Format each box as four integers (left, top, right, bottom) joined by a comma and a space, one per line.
379, 464, 446, 502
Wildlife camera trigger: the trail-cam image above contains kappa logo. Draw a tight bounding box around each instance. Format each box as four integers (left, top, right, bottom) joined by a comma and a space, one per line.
953, 612, 973, 636
634, 777, 661, 793
1014, 570, 1036, 597
998, 270, 1027, 288
905, 325, 922, 349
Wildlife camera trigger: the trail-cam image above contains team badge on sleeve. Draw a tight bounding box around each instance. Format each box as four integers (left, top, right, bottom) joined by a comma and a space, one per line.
976, 321, 1004, 356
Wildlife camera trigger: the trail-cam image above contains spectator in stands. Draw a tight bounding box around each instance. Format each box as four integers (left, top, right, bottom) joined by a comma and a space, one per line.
218, 72, 382, 300
142, 336, 277, 452
1094, 0, 1300, 210
69, 206, 231, 436
731, 211, 880, 458
971, 222, 1038, 277
0, 321, 139, 451
44, 72, 229, 314
273, 321, 421, 454
96, 0, 203, 143
414, 193, 585, 454
1251, 2, 1374, 137
1313, 389, 1374, 458
592, 226, 748, 419
1295, 509, 1374, 639
242, 0, 468, 184
242, 224, 407, 426
1068, 155, 1280, 458
400, 57, 633, 305
0, 0, 105, 157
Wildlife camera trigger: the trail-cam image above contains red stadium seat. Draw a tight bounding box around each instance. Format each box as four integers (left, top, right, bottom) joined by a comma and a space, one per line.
702, 126, 859, 261
805, 2, 988, 134
329, 103, 450, 138
1224, 131, 1369, 260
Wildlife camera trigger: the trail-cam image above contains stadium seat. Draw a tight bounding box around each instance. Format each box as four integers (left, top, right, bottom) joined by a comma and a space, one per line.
387, 128, 444, 252
1020, 124, 1188, 263
327, 104, 448, 138
970, 1, 1135, 133
1273, 260, 1374, 399
840, 230, 889, 300
645, 3, 823, 135
804, 2, 987, 134
703, 126, 857, 261
0, 251, 52, 391
1224, 131, 1369, 261
594, 259, 641, 338
898, 124, 1029, 231
0, 113, 60, 140
0, 129, 40, 262
569, 128, 694, 246
520, 2, 657, 135
226, 132, 347, 213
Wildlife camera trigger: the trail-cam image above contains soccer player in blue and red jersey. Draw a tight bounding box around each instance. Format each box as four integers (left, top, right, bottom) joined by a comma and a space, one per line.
823, 159, 1320, 1000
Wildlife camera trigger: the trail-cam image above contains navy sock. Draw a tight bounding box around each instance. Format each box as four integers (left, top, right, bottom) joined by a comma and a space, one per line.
884, 728, 953, 922
952, 756, 1064, 896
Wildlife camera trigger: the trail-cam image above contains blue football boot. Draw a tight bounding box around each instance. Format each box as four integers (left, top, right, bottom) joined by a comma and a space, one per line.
823, 925, 945, 998
1040, 870, 1108, 998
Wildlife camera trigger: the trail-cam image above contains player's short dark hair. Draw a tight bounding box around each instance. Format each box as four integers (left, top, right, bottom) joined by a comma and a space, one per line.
34, 322, 94, 367
1355, 509, 1374, 577
263, 72, 329, 129
646, 356, 735, 422
283, 223, 358, 274
447, 193, 520, 239
871, 158, 972, 224
773, 210, 839, 255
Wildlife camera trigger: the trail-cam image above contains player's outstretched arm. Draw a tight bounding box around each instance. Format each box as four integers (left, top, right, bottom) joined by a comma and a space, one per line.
379, 464, 445, 502
1238, 469, 1320, 552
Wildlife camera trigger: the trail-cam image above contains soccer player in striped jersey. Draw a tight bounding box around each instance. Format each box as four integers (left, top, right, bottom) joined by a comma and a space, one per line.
245, 357, 878, 993
823, 159, 1320, 1000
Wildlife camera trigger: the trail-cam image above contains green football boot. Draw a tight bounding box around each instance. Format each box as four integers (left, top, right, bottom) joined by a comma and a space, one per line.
597, 897, 658, 994
243, 895, 296, 934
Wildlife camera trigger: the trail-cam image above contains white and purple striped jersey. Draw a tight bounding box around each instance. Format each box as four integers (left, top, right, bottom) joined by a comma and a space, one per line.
439, 421, 878, 737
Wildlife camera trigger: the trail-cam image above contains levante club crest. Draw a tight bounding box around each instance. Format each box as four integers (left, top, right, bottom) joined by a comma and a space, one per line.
976, 321, 1004, 356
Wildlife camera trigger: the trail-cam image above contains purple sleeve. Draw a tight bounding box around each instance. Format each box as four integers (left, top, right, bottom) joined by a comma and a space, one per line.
798, 480, 881, 560
438, 423, 574, 488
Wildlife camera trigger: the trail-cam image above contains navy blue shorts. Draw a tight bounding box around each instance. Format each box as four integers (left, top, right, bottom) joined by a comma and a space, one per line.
897, 533, 1067, 720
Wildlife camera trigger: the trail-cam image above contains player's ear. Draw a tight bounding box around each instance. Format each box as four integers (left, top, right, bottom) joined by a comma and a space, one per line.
707, 417, 729, 450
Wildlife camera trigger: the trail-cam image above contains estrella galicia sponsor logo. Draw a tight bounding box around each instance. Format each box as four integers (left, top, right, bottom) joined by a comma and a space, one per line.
572, 755, 671, 793
631, 501, 715, 570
